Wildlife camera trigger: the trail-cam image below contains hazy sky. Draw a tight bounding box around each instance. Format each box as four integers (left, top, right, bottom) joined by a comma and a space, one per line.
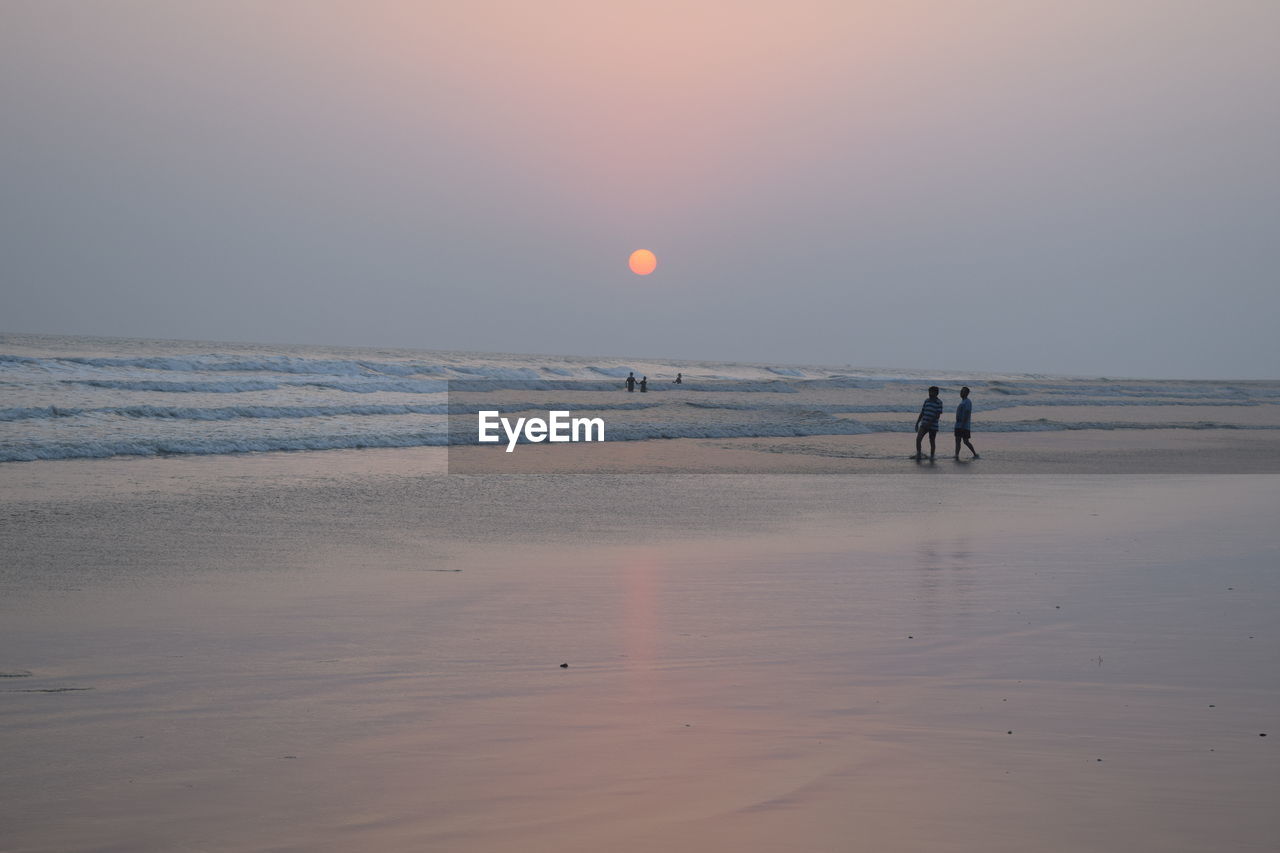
3, 1, 1278, 378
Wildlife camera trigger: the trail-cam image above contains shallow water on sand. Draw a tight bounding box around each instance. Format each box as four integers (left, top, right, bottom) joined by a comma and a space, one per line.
2, 465, 1278, 852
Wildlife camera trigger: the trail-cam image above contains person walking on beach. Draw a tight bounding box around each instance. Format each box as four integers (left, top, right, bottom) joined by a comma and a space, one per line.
914, 386, 943, 460
625, 372, 636, 392
639, 376, 648, 392
953, 386, 980, 460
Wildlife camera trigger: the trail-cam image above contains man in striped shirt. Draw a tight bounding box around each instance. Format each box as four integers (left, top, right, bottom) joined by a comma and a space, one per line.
914, 386, 944, 460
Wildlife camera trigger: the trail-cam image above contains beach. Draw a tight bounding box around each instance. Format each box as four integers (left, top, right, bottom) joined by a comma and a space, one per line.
2, 335, 1279, 851
6, 0, 1278, 847
3, 452, 1278, 852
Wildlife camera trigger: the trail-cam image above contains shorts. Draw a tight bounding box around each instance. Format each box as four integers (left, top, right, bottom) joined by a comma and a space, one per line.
918, 424, 938, 437
954, 428, 971, 439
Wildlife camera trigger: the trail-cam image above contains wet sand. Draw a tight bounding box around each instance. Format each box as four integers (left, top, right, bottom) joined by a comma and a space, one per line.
449, 427, 1280, 473
1, 457, 1278, 851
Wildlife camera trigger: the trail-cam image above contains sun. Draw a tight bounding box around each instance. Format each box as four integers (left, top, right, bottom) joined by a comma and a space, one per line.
629, 249, 657, 275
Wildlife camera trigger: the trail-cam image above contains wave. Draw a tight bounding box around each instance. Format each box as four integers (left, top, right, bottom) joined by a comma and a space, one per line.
0, 403, 450, 422
62, 374, 1277, 400
0, 431, 450, 463
13, 351, 1274, 402
974, 398, 1262, 409
70, 377, 456, 394
976, 420, 1278, 433
987, 382, 1268, 401
0, 400, 664, 423
1, 353, 649, 383
428, 379, 800, 393
6, 417, 1276, 463
615, 418, 1280, 439
446, 365, 544, 380
0, 406, 87, 422
72, 379, 287, 393
681, 400, 904, 413
0, 352, 450, 378
679, 398, 1263, 415
64, 377, 690, 394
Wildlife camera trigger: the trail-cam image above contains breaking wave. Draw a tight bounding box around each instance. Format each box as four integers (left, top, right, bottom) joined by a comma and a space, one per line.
0, 432, 451, 462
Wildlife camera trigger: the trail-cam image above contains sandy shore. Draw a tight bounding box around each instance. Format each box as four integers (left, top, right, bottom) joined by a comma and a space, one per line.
449, 428, 1280, 473
2, 458, 1278, 851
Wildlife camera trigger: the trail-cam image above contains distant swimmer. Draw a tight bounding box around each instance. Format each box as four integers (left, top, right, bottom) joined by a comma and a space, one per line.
639, 376, 648, 392
625, 372, 636, 392
674, 372, 682, 385
914, 386, 943, 461
953, 386, 980, 460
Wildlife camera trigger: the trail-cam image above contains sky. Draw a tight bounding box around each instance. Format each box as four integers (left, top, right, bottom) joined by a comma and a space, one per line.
2, 1, 1278, 378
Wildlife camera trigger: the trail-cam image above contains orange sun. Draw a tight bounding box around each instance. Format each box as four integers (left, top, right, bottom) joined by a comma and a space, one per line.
629, 249, 657, 275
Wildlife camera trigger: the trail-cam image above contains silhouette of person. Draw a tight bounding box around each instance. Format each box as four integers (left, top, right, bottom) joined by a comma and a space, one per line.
639, 376, 648, 392
914, 386, 943, 461
625, 372, 636, 392
674, 372, 682, 385
953, 386, 980, 460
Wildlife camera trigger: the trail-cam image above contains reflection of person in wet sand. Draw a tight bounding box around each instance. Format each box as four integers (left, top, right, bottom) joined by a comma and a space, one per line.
953, 386, 980, 460
914, 386, 943, 461
625, 372, 636, 392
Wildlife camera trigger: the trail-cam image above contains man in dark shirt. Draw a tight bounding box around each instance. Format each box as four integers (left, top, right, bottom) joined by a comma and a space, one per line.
914, 386, 943, 460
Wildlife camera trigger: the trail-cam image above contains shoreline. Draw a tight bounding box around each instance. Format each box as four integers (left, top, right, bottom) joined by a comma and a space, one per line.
3, 427, 1279, 500
449, 428, 1280, 474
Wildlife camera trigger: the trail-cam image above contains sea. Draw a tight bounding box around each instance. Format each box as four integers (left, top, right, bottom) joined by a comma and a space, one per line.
2, 332, 1278, 463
